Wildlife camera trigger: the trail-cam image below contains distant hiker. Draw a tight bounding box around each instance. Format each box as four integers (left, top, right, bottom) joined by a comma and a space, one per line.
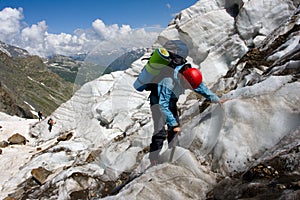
38, 111, 43, 121
47, 118, 55, 132
133, 43, 227, 166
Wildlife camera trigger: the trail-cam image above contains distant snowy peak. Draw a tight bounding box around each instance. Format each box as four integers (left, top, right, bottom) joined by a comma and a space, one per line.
104, 48, 148, 74
84, 47, 149, 66
0, 41, 30, 58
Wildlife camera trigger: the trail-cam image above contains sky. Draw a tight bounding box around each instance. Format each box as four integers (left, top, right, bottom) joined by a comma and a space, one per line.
0, 0, 197, 58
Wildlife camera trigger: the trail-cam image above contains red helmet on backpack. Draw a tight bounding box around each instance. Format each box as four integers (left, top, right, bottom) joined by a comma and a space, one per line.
182, 68, 202, 89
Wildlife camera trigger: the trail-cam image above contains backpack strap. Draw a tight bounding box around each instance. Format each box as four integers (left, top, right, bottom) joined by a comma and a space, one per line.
168, 51, 187, 69
141, 57, 150, 61
141, 51, 154, 61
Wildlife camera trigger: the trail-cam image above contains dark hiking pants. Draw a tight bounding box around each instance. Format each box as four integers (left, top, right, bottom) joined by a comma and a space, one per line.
149, 94, 179, 162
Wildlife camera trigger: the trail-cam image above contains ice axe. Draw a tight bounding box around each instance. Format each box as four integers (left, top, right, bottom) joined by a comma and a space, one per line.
169, 132, 180, 163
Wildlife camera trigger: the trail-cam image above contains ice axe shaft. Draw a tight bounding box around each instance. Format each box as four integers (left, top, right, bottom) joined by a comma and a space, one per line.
169, 133, 179, 162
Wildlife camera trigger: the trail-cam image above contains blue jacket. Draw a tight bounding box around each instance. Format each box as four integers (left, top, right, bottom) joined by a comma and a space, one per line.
157, 65, 220, 127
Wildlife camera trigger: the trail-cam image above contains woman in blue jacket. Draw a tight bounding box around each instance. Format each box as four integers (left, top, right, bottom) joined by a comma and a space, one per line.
148, 63, 225, 166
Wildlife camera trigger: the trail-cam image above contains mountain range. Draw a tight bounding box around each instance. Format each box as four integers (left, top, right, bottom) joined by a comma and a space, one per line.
0, 41, 145, 118
45, 48, 147, 85
0, 42, 74, 118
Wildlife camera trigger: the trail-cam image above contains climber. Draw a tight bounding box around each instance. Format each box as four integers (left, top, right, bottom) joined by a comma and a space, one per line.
47, 118, 55, 132
148, 63, 227, 166
38, 111, 43, 121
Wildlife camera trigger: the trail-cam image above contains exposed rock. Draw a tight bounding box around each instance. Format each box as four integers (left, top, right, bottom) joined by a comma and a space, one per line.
8, 133, 27, 145
3, 196, 16, 200
0, 82, 33, 119
85, 149, 102, 163
0, 148, 2, 154
57, 131, 73, 141
31, 167, 52, 185
207, 127, 300, 200
0, 140, 9, 148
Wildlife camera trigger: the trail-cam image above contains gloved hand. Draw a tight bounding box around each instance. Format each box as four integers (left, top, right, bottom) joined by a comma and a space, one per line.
173, 126, 181, 133
218, 98, 229, 106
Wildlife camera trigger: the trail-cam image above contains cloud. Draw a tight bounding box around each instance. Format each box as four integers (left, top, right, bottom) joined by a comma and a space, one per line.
0, 7, 23, 42
0, 7, 162, 61
166, 3, 171, 9
22, 21, 47, 43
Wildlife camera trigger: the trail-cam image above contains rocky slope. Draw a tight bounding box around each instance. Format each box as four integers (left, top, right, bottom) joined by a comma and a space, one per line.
0, 0, 299, 199
207, 4, 300, 198
0, 42, 74, 118
45, 54, 85, 84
